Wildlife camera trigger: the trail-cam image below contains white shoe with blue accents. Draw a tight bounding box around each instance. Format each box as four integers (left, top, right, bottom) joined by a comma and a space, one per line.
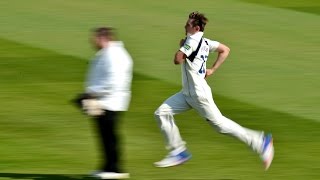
260, 134, 274, 170
154, 150, 192, 168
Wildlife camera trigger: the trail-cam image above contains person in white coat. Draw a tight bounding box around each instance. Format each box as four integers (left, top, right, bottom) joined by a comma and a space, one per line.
154, 12, 274, 170
84, 27, 133, 179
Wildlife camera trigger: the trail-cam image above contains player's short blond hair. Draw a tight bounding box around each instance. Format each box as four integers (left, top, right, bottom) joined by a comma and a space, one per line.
188, 11, 208, 31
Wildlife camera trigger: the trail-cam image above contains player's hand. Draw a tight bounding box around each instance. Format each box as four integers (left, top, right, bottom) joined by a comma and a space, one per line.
205, 68, 215, 78
179, 38, 186, 47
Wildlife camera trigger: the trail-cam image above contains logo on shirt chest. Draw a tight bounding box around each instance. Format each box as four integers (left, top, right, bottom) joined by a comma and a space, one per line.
200, 46, 209, 53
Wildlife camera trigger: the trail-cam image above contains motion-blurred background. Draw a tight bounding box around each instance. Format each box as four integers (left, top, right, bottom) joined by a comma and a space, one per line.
0, 0, 319, 179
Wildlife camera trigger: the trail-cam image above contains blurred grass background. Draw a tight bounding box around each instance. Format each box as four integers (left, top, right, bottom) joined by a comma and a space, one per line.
0, 0, 319, 179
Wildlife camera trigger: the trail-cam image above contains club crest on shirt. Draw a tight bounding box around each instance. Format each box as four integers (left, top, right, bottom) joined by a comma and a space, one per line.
184, 44, 191, 50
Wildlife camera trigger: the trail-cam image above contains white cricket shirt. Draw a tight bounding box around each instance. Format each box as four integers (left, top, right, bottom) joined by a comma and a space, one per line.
86, 41, 133, 111
179, 32, 220, 97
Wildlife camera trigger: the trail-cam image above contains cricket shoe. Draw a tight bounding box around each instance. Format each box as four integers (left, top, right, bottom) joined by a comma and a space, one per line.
91, 171, 130, 179
260, 133, 274, 170
154, 150, 192, 168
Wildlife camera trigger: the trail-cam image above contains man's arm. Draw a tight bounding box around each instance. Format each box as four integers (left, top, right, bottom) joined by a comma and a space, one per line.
86, 54, 112, 96
173, 38, 187, 64
174, 50, 187, 64
206, 43, 230, 78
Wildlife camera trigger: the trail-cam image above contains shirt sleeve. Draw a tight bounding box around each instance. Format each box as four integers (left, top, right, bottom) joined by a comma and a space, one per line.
179, 37, 199, 57
85, 53, 112, 95
207, 39, 220, 53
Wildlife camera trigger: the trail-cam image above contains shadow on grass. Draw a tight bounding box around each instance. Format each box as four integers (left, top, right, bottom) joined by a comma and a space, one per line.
0, 173, 95, 180
0, 173, 237, 180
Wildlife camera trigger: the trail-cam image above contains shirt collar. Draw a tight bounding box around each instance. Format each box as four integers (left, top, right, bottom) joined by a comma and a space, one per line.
108, 41, 124, 47
96, 41, 124, 56
189, 32, 204, 40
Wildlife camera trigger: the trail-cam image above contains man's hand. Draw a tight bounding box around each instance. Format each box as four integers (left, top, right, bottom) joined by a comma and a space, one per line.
205, 68, 216, 79
82, 99, 104, 116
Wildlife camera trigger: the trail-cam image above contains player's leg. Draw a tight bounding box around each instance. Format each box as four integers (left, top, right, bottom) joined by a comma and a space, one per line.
154, 92, 192, 167
154, 92, 191, 152
188, 95, 274, 170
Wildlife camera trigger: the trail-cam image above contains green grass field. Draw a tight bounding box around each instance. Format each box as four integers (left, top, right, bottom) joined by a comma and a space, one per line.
0, 0, 319, 179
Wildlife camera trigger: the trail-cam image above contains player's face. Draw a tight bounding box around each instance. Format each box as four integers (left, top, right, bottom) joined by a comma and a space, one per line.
185, 19, 199, 36
91, 35, 103, 50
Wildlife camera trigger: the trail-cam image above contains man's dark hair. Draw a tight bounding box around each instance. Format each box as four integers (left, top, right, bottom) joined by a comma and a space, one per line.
94, 27, 116, 40
189, 11, 208, 32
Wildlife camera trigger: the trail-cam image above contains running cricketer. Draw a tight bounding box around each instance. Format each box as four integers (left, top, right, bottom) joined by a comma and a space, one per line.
154, 11, 274, 170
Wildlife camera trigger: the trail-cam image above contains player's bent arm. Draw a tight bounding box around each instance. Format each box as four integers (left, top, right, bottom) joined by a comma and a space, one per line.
174, 50, 187, 64
206, 43, 230, 77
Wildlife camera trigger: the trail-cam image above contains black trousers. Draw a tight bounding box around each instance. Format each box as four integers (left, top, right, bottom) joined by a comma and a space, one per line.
95, 110, 122, 172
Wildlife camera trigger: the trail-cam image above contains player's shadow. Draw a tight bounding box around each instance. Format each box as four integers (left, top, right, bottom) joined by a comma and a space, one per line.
0, 173, 95, 180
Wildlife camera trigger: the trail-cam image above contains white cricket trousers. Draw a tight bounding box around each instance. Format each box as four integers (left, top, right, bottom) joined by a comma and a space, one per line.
154, 91, 264, 154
